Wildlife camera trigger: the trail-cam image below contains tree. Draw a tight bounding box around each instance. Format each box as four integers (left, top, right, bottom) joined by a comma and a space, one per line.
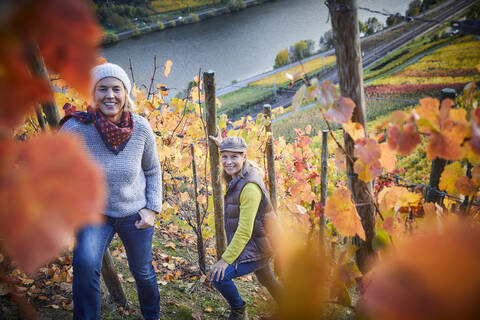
274, 48, 290, 68
406, 0, 422, 17
386, 13, 403, 27
466, 3, 480, 20
290, 40, 308, 61
365, 17, 382, 35
359, 21, 367, 34
319, 29, 335, 51
421, 0, 437, 11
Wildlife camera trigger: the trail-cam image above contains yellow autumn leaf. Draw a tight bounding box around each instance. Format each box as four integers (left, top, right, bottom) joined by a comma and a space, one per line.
439, 162, 464, 195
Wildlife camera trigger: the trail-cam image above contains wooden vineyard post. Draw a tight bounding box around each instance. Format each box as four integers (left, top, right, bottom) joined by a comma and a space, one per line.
27, 44, 61, 128
190, 143, 207, 274
327, 0, 377, 273
101, 250, 127, 307
426, 88, 457, 203
204, 71, 227, 259
320, 130, 328, 242
263, 104, 278, 213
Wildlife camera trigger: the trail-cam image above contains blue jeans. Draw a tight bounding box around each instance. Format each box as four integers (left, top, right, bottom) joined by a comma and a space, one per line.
211, 259, 281, 308
73, 213, 160, 320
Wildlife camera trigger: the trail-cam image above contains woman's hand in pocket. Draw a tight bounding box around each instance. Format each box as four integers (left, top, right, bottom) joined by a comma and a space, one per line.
135, 208, 156, 229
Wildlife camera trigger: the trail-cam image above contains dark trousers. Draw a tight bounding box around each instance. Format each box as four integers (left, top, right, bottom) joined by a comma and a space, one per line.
211, 259, 282, 307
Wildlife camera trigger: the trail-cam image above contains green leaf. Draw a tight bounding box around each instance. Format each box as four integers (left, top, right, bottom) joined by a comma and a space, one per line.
372, 229, 390, 251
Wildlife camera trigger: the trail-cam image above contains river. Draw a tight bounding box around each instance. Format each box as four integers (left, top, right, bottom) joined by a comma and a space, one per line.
102, 0, 410, 96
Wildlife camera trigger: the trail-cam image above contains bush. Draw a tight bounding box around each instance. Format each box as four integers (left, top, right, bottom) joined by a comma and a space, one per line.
274, 49, 290, 68
157, 21, 165, 30
189, 13, 200, 23
132, 26, 141, 37
228, 0, 246, 11
106, 12, 132, 31
102, 33, 119, 45
319, 29, 334, 51
169, 21, 176, 27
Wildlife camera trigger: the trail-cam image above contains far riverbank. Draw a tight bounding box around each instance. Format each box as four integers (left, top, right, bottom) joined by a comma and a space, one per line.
103, 0, 273, 46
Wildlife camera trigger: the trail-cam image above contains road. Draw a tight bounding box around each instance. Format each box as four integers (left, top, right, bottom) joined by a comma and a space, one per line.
217, 0, 474, 97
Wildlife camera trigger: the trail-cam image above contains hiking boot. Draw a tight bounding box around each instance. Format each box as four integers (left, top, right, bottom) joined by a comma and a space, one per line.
228, 303, 248, 320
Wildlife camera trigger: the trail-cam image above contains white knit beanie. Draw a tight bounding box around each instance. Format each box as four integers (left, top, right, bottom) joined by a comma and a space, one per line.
91, 63, 132, 94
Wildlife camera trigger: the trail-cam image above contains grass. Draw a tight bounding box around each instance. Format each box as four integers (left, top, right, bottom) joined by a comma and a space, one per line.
250, 56, 336, 86
0, 228, 275, 320
218, 86, 276, 119
151, 0, 222, 13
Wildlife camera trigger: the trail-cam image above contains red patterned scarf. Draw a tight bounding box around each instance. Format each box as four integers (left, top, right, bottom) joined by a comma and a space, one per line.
60, 104, 134, 155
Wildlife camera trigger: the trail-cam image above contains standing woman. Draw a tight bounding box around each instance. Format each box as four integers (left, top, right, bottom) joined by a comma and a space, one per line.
208, 136, 282, 320
60, 63, 162, 320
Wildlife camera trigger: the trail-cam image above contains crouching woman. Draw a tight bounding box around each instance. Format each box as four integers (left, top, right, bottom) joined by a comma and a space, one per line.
208, 136, 282, 320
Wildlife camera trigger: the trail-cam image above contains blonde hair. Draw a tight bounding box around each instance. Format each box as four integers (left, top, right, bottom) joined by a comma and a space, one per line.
221, 157, 264, 184
124, 93, 137, 112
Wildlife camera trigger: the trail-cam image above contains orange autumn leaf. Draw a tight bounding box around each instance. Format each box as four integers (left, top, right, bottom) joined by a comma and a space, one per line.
377, 186, 421, 215
354, 138, 382, 182
472, 164, 480, 186
343, 121, 365, 141
325, 188, 365, 240
414, 97, 469, 160
379, 143, 396, 172
0, 134, 105, 273
361, 221, 480, 320
334, 147, 346, 173
454, 176, 477, 196
387, 122, 421, 156
325, 97, 355, 124
315, 80, 338, 108
164, 59, 173, 78
31, 0, 102, 98
439, 162, 464, 195
382, 216, 404, 236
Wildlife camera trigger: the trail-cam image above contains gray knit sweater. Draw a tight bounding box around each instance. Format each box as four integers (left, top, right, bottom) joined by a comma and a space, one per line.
60, 114, 162, 218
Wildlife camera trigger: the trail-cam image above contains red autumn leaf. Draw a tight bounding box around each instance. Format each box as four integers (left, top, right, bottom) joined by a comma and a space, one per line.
325, 188, 365, 240
325, 97, 355, 124
0, 41, 52, 129
31, 0, 102, 98
0, 134, 106, 273
387, 123, 421, 156
469, 108, 480, 154
361, 221, 480, 320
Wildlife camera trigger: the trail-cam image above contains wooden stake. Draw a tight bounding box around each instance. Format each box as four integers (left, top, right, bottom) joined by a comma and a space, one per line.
263, 104, 278, 213
101, 249, 128, 307
204, 71, 227, 259
191, 143, 207, 273
27, 43, 61, 128
320, 130, 328, 240
327, 0, 377, 273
